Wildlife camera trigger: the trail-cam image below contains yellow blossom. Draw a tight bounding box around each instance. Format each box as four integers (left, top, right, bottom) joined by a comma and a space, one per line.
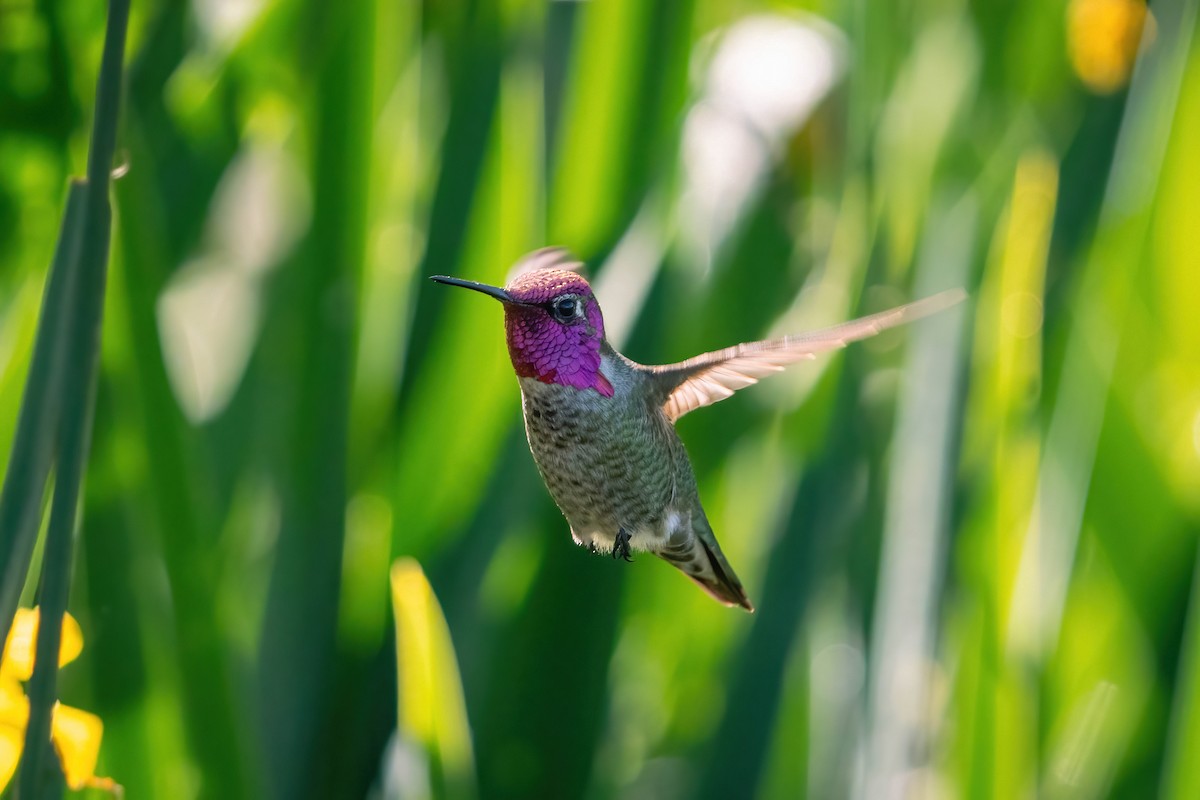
1067, 0, 1156, 93
0, 608, 120, 796
1, 607, 84, 681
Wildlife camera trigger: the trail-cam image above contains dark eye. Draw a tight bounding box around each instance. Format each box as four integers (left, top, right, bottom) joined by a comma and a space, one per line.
553, 297, 578, 319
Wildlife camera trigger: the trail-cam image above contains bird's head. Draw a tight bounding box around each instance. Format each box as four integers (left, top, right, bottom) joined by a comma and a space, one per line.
430, 250, 612, 397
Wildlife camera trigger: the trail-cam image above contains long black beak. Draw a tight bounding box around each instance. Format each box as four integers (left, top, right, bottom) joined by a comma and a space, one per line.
429, 275, 517, 304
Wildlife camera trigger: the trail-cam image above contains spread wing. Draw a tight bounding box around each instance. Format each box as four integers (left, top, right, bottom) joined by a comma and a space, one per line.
649, 289, 965, 423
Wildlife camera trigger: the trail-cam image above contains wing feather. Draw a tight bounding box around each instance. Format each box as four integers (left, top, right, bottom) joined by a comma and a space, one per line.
651, 289, 965, 422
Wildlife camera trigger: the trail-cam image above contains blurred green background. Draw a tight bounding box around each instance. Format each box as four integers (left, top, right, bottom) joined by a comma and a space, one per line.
2, 0, 1199, 797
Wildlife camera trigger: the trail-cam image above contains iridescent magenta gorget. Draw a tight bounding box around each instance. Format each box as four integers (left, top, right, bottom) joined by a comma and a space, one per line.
502, 268, 614, 397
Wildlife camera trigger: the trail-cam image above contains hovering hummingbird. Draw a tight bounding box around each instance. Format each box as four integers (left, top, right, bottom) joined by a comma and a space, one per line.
431, 249, 963, 611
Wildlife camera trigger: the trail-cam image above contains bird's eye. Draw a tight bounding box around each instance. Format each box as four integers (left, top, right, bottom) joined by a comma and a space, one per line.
553, 296, 579, 319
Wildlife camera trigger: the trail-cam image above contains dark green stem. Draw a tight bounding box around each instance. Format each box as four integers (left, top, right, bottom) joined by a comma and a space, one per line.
16, 0, 130, 795
0, 161, 83, 661
17, 283, 103, 797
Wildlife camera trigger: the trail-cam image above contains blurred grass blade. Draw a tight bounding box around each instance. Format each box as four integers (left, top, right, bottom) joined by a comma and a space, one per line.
549, 0, 649, 251
254, 1, 368, 792
953, 149, 1057, 798
1163, 544, 1200, 799
862, 197, 972, 796
19, 268, 106, 796
392, 36, 541, 558
0, 184, 84, 658
15, 0, 130, 794
389, 559, 475, 800
1015, 0, 1196, 660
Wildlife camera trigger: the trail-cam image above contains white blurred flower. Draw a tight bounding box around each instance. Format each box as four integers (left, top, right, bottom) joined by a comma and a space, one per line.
158, 145, 310, 422
680, 14, 846, 269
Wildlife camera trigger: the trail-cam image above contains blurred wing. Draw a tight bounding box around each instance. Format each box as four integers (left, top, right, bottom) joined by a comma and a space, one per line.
506, 247, 585, 283
651, 289, 965, 423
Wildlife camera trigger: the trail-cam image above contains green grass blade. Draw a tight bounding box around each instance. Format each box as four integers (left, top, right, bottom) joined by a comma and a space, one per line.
862, 200, 972, 794
1163, 546, 1200, 800
0, 183, 84, 658
256, 2, 372, 795
106, 43, 257, 798
15, 0, 130, 794
18, 275, 104, 798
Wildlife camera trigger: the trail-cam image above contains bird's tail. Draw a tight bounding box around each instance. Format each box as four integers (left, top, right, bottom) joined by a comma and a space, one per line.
658, 512, 754, 612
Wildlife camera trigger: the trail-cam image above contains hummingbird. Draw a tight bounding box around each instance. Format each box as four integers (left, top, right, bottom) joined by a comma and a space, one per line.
431, 248, 963, 611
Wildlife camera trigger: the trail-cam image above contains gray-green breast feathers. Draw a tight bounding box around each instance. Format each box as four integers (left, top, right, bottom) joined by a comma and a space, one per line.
646, 289, 966, 423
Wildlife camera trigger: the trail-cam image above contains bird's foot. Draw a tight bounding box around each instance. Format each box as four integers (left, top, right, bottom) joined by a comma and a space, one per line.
587, 540, 599, 555
612, 528, 634, 562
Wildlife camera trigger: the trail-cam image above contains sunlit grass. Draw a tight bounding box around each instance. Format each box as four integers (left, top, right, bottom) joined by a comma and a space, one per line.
389, 559, 475, 799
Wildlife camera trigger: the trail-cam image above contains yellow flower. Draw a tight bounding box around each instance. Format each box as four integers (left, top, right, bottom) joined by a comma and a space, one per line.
1067, 0, 1156, 93
0, 608, 120, 795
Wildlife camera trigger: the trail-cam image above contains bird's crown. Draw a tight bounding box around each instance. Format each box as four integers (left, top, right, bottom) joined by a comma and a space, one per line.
502, 248, 592, 303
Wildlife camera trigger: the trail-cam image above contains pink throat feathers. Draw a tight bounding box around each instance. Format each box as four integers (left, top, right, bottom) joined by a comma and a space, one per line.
501, 271, 614, 398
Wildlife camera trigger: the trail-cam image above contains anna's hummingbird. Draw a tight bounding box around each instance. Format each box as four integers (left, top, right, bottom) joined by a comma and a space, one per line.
432, 248, 963, 611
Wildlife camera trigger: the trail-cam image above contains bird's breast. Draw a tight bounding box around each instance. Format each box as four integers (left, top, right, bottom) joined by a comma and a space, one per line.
518, 376, 686, 544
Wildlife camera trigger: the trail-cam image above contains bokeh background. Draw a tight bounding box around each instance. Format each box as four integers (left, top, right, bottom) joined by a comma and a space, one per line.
2, 0, 1199, 797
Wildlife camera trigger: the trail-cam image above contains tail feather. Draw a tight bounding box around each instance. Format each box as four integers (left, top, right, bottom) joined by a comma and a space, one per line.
658, 514, 754, 612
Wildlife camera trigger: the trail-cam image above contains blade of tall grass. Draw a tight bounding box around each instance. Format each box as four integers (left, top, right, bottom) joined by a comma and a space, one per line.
17, 0, 130, 794
549, 0, 652, 252
699, 379, 859, 800
389, 559, 475, 800
0, 186, 83, 659
951, 150, 1057, 800
1164, 544, 1200, 800
393, 18, 541, 559
18, 223, 104, 795
862, 197, 972, 796
0, 278, 48, 485
394, 5, 501, 399
1009, 0, 1197, 663
1155, 37, 1200, 800
110, 24, 256, 791
256, 2, 372, 795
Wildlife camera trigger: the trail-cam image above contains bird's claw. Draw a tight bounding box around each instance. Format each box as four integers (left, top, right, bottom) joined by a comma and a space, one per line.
613, 528, 634, 562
